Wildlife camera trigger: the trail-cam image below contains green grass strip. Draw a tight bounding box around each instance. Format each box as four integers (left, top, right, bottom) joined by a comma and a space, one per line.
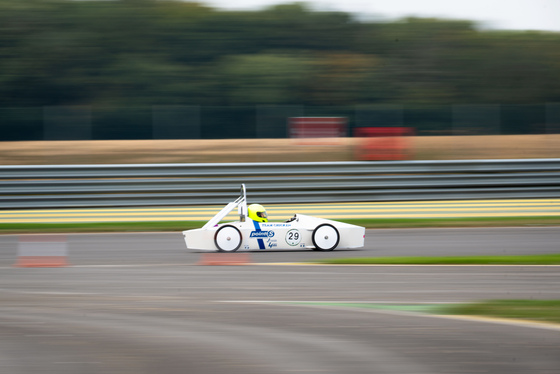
440, 300, 560, 324
314, 254, 560, 265
340, 216, 560, 228
1, 216, 559, 234
285, 300, 560, 325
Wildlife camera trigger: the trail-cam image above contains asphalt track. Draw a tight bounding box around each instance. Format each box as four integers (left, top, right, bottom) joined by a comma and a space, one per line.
2, 227, 560, 266
1, 227, 560, 373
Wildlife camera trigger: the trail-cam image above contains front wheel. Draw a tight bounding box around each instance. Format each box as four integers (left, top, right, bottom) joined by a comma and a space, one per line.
214, 225, 242, 252
312, 224, 339, 251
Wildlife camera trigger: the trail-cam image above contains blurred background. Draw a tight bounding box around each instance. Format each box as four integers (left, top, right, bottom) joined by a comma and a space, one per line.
1, 0, 560, 164
2, 5, 560, 373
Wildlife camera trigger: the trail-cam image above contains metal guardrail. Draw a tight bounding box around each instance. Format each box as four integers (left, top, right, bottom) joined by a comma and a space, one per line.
1, 159, 560, 208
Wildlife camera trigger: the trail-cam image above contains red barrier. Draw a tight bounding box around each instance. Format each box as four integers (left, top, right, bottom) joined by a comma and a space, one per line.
197, 253, 251, 266
289, 117, 347, 145
353, 127, 413, 161
15, 235, 69, 267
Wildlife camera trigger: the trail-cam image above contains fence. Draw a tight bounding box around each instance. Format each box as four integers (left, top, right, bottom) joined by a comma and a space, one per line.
1, 103, 560, 141
1, 159, 560, 209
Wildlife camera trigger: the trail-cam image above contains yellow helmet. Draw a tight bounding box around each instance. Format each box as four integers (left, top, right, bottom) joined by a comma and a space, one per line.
248, 203, 268, 222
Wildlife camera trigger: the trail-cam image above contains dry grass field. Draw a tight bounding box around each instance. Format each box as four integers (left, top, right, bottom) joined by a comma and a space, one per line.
1, 134, 560, 165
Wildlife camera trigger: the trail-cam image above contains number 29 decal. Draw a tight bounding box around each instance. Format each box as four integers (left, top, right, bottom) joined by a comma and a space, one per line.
285, 229, 301, 246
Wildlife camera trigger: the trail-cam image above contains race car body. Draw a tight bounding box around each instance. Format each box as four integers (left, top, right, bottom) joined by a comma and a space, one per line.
182, 185, 365, 252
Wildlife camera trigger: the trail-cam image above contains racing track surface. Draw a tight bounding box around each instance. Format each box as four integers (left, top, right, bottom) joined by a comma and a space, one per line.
1, 227, 560, 374
2, 227, 560, 266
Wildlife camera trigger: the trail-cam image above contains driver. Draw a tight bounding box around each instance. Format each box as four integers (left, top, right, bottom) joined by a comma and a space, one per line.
248, 203, 268, 222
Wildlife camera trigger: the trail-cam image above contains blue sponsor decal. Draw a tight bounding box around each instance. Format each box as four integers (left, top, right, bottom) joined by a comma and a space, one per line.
250, 230, 275, 238
267, 236, 277, 248
252, 220, 266, 249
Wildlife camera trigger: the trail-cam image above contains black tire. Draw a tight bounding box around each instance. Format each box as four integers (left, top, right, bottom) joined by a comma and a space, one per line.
214, 225, 242, 252
311, 224, 340, 251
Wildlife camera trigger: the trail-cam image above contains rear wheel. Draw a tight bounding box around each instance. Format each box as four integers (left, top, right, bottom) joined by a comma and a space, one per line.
312, 224, 339, 251
214, 225, 242, 252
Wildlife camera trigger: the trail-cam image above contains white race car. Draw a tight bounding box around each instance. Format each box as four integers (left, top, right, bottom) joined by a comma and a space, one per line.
182, 185, 365, 252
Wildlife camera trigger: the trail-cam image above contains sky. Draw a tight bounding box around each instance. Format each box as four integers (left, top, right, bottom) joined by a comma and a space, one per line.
201, 0, 560, 32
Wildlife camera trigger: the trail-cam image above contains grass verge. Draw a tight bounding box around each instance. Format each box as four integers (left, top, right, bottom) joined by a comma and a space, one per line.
340, 216, 560, 228
440, 300, 560, 325
287, 300, 560, 325
313, 254, 560, 265
1, 216, 560, 234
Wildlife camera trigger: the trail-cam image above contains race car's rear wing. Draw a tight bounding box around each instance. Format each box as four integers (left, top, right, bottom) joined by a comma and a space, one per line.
202, 184, 247, 229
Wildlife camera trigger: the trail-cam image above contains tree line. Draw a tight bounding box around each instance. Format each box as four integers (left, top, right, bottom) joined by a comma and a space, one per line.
2, 0, 559, 108
0, 0, 559, 139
